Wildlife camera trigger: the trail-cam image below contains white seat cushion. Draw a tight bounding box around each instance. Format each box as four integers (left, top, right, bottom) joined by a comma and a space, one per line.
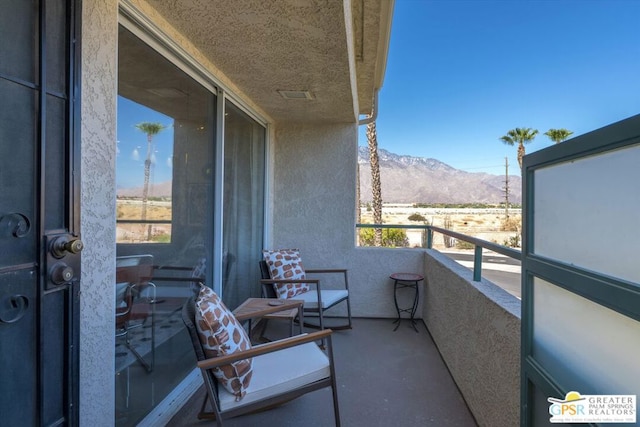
295, 290, 349, 310
219, 341, 330, 411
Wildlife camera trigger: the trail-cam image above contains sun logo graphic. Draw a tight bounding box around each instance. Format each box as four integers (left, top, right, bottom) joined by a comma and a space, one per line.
548, 391, 636, 423
548, 391, 586, 418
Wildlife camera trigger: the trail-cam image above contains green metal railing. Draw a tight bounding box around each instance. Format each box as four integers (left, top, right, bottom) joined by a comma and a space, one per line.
356, 223, 522, 282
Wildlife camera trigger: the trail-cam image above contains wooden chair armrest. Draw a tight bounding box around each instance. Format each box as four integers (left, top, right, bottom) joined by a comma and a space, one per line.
259, 278, 320, 284
197, 329, 332, 369
154, 265, 194, 271
283, 269, 350, 291
304, 268, 347, 274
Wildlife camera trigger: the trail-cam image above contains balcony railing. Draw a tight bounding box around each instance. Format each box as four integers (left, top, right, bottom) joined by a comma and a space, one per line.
356, 223, 521, 281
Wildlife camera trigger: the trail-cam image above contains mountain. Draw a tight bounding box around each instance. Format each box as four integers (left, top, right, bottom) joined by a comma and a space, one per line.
358, 147, 521, 204
117, 149, 521, 204
117, 180, 172, 198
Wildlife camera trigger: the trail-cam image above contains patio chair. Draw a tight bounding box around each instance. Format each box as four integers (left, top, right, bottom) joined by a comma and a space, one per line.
115, 254, 156, 372
260, 249, 352, 331
181, 287, 341, 426
152, 256, 206, 295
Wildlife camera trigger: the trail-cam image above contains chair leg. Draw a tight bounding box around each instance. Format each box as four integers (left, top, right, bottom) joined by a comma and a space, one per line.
318, 309, 326, 348
299, 303, 352, 331
120, 319, 153, 373
326, 336, 341, 427
197, 393, 216, 420
332, 383, 341, 427
297, 306, 353, 331
124, 333, 153, 373
345, 297, 353, 329
297, 311, 304, 335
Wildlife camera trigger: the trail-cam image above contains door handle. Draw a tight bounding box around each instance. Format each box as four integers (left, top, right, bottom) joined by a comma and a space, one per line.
50, 236, 84, 258
45, 234, 83, 289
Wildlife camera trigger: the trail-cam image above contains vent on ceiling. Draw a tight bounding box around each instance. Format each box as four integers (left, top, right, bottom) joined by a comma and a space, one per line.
277, 90, 314, 100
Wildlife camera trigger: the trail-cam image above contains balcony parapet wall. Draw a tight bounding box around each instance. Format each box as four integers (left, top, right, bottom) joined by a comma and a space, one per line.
423, 249, 521, 427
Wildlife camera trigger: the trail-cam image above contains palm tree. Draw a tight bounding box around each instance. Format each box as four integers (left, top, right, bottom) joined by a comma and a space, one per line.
135, 122, 166, 240
366, 120, 383, 247
500, 127, 538, 171
544, 128, 573, 144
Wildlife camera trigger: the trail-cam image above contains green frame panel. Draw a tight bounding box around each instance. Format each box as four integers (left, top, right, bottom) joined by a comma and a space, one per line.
520, 114, 640, 426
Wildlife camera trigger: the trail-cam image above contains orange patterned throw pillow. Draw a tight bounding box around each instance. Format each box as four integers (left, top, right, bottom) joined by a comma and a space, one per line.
195, 285, 253, 401
262, 249, 310, 298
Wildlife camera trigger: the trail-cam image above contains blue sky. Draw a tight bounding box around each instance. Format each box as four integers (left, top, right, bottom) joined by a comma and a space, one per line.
118, 0, 640, 187
364, 0, 640, 175
117, 97, 174, 188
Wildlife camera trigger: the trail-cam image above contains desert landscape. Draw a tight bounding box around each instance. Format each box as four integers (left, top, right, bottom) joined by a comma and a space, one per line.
116, 199, 173, 243
359, 204, 522, 249
117, 198, 522, 249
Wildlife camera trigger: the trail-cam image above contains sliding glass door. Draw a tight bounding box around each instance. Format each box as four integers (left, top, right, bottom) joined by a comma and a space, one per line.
116, 25, 215, 426
222, 100, 266, 310
115, 22, 266, 425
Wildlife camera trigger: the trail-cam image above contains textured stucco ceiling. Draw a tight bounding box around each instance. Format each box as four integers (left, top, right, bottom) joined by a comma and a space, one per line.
143, 0, 392, 124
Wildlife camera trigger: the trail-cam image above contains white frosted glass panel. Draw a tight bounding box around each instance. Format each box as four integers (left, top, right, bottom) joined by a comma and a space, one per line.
533, 278, 640, 395
533, 144, 640, 284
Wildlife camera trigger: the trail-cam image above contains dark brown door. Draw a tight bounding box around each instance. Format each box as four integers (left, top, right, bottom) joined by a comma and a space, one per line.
0, 1, 81, 425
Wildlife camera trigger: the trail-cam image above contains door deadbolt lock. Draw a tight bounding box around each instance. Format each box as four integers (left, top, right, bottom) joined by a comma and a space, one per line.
45, 234, 82, 290
50, 263, 74, 285
50, 237, 84, 258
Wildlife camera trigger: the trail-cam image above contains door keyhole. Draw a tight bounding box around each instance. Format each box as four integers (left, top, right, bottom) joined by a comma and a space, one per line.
50, 263, 75, 286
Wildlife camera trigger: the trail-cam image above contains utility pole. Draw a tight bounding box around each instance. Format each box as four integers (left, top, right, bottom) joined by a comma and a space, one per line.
503, 157, 510, 219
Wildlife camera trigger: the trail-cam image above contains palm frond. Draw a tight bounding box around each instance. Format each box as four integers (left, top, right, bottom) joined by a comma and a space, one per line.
135, 122, 167, 135
544, 128, 573, 143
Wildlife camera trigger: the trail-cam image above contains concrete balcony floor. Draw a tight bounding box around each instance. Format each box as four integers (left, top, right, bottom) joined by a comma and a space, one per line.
167, 318, 477, 427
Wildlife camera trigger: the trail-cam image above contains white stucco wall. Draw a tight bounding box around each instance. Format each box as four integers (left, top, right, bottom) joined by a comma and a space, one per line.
270, 124, 426, 318
347, 248, 425, 318
271, 123, 357, 255
80, 0, 119, 424
423, 249, 521, 427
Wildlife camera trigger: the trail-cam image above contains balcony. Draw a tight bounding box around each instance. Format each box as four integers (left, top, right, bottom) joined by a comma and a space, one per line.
167, 246, 521, 427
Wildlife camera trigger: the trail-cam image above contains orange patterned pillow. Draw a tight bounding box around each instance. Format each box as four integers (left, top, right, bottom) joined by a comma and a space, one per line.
262, 249, 310, 298
195, 285, 253, 401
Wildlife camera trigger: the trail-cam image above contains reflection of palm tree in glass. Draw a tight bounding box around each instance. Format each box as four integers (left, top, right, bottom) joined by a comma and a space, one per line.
136, 122, 166, 240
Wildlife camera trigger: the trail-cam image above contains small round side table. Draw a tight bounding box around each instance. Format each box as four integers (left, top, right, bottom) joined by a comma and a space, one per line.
390, 272, 423, 332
